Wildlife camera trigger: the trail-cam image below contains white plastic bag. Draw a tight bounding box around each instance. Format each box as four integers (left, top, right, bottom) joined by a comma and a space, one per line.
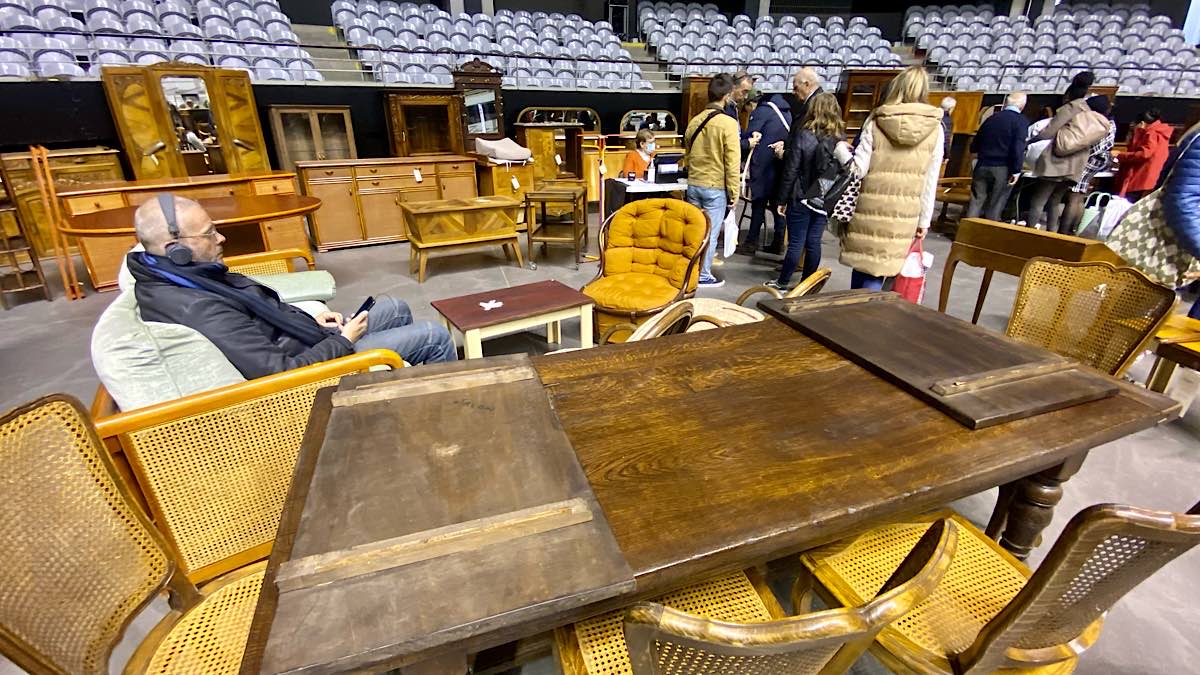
722, 202, 739, 258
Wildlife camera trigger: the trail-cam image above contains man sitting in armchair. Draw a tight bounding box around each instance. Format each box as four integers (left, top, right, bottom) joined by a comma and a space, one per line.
125, 194, 456, 379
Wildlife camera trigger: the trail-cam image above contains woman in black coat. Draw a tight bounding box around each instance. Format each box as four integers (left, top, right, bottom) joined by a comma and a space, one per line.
737, 92, 792, 256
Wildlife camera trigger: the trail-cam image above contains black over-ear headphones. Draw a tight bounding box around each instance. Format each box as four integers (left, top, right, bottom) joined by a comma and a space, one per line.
159, 192, 193, 266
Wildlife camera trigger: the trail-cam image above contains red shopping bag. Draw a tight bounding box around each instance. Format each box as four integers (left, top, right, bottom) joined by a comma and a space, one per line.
893, 238, 934, 304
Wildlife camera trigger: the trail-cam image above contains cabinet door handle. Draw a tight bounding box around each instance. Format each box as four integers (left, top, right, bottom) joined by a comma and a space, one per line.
73, 157, 86, 164
371, 180, 380, 186
324, 170, 334, 176
233, 138, 252, 151
369, 168, 378, 174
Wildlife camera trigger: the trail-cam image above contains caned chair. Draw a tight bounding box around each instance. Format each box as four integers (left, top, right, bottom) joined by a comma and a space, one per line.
0, 395, 262, 674
736, 268, 832, 307
601, 299, 765, 343
801, 503, 1200, 674
556, 519, 957, 675
582, 198, 710, 343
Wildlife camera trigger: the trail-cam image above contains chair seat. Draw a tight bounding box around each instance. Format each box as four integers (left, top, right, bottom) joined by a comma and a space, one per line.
144, 562, 266, 673
801, 513, 1079, 674
1155, 314, 1200, 346
566, 571, 775, 675
583, 272, 679, 313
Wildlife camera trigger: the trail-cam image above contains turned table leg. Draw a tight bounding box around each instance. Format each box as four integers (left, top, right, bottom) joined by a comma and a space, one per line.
999, 453, 1087, 560
938, 246, 963, 314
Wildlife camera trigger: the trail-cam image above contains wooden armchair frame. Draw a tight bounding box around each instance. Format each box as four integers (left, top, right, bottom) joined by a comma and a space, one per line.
736, 268, 832, 307
585, 199, 711, 342
223, 247, 316, 275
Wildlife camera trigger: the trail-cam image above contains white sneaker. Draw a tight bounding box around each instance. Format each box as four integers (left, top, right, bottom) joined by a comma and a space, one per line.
698, 275, 725, 289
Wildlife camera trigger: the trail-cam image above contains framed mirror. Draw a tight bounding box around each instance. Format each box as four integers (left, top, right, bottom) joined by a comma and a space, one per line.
515, 107, 601, 133
162, 75, 225, 175
619, 110, 679, 133
453, 59, 505, 145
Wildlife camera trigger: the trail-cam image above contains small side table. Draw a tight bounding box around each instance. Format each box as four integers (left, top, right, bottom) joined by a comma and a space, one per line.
525, 187, 587, 270
431, 280, 595, 359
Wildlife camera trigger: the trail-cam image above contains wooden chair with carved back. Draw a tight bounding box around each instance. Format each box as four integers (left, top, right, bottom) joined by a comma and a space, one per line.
556, 519, 957, 675
0, 396, 260, 674
736, 268, 832, 307
800, 503, 1200, 674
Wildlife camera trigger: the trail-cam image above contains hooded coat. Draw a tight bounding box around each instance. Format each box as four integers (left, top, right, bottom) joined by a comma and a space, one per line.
744, 93, 792, 200
1116, 119, 1173, 196
840, 102, 944, 278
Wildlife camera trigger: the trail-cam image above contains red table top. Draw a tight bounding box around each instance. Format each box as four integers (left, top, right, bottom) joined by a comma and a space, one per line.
430, 280, 593, 331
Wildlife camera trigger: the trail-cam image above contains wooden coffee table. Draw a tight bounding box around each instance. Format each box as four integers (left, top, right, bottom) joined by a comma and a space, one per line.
430, 280, 594, 359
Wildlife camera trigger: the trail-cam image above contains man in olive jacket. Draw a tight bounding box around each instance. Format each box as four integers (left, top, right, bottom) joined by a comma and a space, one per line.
683, 73, 742, 288
125, 196, 455, 380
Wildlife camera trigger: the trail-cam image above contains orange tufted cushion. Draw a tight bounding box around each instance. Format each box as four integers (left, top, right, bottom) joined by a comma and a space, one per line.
603, 199, 709, 291
583, 273, 680, 313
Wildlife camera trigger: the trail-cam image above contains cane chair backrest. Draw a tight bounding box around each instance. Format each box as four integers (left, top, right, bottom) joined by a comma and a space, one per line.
1006, 258, 1175, 376
735, 268, 831, 307
958, 501, 1200, 673
625, 301, 696, 342
624, 520, 958, 675
226, 257, 291, 276
0, 396, 175, 675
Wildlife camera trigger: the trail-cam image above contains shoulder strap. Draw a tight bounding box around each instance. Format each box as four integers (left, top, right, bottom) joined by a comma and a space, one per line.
765, 101, 790, 132
686, 110, 722, 151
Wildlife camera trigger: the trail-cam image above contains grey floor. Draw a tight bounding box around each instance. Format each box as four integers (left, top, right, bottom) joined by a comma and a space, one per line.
0, 206, 1197, 674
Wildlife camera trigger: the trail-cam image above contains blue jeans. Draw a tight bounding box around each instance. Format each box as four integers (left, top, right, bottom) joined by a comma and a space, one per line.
777, 203, 826, 285
354, 295, 457, 364
850, 269, 887, 290
686, 185, 727, 278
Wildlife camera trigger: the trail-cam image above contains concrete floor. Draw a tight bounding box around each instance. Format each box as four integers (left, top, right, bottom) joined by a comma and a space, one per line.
0, 207, 1197, 674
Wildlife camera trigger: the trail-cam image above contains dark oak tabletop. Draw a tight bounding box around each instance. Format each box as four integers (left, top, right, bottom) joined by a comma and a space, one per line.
61, 194, 322, 236
430, 280, 594, 331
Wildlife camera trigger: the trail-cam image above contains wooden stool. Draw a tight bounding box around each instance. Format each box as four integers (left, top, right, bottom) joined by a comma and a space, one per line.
525, 187, 587, 270
1146, 315, 1200, 393
0, 202, 50, 309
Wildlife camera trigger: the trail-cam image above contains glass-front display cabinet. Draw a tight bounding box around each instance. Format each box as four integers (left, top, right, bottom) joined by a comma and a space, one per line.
269, 105, 357, 170
386, 93, 465, 156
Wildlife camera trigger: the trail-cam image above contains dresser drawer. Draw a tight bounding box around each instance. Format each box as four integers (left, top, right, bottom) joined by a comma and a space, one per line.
252, 178, 297, 195
356, 177, 411, 192
305, 166, 354, 180
435, 160, 473, 175
357, 163, 435, 179
49, 154, 119, 170
63, 193, 126, 215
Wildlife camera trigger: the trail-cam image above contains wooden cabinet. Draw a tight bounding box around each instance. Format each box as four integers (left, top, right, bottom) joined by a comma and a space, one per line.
269, 105, 357, 170
838, 70, 898, 138
473, 157, 535, 226
297, 157, 479, 251
0, 147, 123, 257
101, 64, 268, 179
386, 93, 465, 157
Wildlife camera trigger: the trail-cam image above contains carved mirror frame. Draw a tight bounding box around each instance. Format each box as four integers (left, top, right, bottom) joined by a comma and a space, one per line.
452, 58, 506, 145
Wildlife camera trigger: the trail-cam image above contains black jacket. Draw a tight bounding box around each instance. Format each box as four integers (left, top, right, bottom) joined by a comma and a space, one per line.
776, 127, 825, 206
128, 256, 353, 380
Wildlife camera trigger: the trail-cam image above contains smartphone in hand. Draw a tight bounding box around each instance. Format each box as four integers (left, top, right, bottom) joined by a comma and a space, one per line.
348, 296, 375, 322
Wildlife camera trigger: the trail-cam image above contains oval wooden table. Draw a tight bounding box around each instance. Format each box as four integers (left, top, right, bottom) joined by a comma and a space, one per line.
60, 194, 322, 291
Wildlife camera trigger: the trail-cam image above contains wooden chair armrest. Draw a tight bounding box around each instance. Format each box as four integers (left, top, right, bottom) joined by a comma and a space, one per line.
91, 384, 119, 419
224, 247, 316, 272
93, 349, 403, 440
735, 285, 784, 306
600, 322, 640, 344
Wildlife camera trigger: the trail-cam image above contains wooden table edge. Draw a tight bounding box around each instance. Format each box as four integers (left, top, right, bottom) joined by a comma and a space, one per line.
62, 196, 323, 237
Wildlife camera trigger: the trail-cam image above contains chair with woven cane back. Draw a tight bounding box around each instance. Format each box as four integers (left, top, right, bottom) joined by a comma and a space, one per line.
736, 268, 833, 307
600, 298, 764, 343
0, 396, 262, 674
92, 348, 404, 584
583, 198, 710, 343
556, 519, 956, 675
800, 502, 1200, 674
986, 257, 1176, 540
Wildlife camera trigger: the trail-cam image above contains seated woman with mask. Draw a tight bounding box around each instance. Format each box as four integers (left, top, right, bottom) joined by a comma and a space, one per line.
622, 129, 656, 179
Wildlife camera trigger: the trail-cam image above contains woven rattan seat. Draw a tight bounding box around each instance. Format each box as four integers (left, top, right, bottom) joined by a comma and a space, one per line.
558, 520, 958, 675
801, 504, 1200, 674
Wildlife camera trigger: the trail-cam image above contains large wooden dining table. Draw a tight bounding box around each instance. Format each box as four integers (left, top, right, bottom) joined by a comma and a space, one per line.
242, 317, 1178, 674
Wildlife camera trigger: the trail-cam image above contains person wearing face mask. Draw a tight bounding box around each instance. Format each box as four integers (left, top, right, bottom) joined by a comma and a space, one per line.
621, 129, 656, 180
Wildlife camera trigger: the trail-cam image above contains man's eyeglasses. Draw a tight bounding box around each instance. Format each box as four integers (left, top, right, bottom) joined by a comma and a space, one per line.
177, 228, 219, 240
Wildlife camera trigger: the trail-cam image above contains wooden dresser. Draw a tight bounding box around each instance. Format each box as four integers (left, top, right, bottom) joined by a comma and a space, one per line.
296, 156, 477, 251
0, 147, 123, 257
58, 171, 308, 291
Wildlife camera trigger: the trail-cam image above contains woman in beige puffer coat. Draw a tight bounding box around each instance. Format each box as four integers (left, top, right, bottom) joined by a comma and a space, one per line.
841, 66, 944, 289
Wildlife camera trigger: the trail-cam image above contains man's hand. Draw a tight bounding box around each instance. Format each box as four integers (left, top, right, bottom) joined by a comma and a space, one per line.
776, 204, 787, 217
339, 311, 369, 343
749, 131, 762, 148
769, 140, 785, 158
315, 311, 344, 328
1008, 174, 1020, 186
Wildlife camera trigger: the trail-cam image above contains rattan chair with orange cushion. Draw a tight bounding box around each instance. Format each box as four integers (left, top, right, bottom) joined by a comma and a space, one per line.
800, 503, 1200, 674
0, 396, 261, 674
583, 198, 710, 343
556, 520, 957, 675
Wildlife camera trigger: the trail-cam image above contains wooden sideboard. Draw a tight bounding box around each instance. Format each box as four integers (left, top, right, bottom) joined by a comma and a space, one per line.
0, 147, 124, 257
58, 171, 309, 290
296, 156, 478, 251
472, 155, 534, 226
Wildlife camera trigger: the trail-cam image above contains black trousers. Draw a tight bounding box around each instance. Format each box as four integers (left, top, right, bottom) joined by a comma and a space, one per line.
965, 165, 1012, 221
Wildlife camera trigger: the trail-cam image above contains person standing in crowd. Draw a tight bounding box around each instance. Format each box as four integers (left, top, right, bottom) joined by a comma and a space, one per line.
737, 91, 792, 256
840, 66, 944, 290
939, 96, 957, 158
769, 93, 848, 290
966, 92, 1029, 221
1025, 71, 1096, 231
1058, 95, 1117, 234
725, 70, 755, 120
788, 67, 824, 130
621, 129, 655, 180
1116, 108, 1173, 201
683, 73, 741, 289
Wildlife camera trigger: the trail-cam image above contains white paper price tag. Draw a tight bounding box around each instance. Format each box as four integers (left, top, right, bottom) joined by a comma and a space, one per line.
413, 168, 423, 182
554, 153, 562, 166
510, 175, 520, 190
598, 162, 607, 176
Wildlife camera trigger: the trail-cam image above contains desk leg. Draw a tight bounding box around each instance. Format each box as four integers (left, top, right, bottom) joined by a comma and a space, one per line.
464, 329, 484, 360
1146, 355, 1177, 393
399, 651, 469, 675
440, 317, 456, 350
547, 320, 561, 345
999, 453, 1086, 561
972, 269, 993, 325
938, 246, 962, 314
579, 305, 594, 348
526, 202, 536, 270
